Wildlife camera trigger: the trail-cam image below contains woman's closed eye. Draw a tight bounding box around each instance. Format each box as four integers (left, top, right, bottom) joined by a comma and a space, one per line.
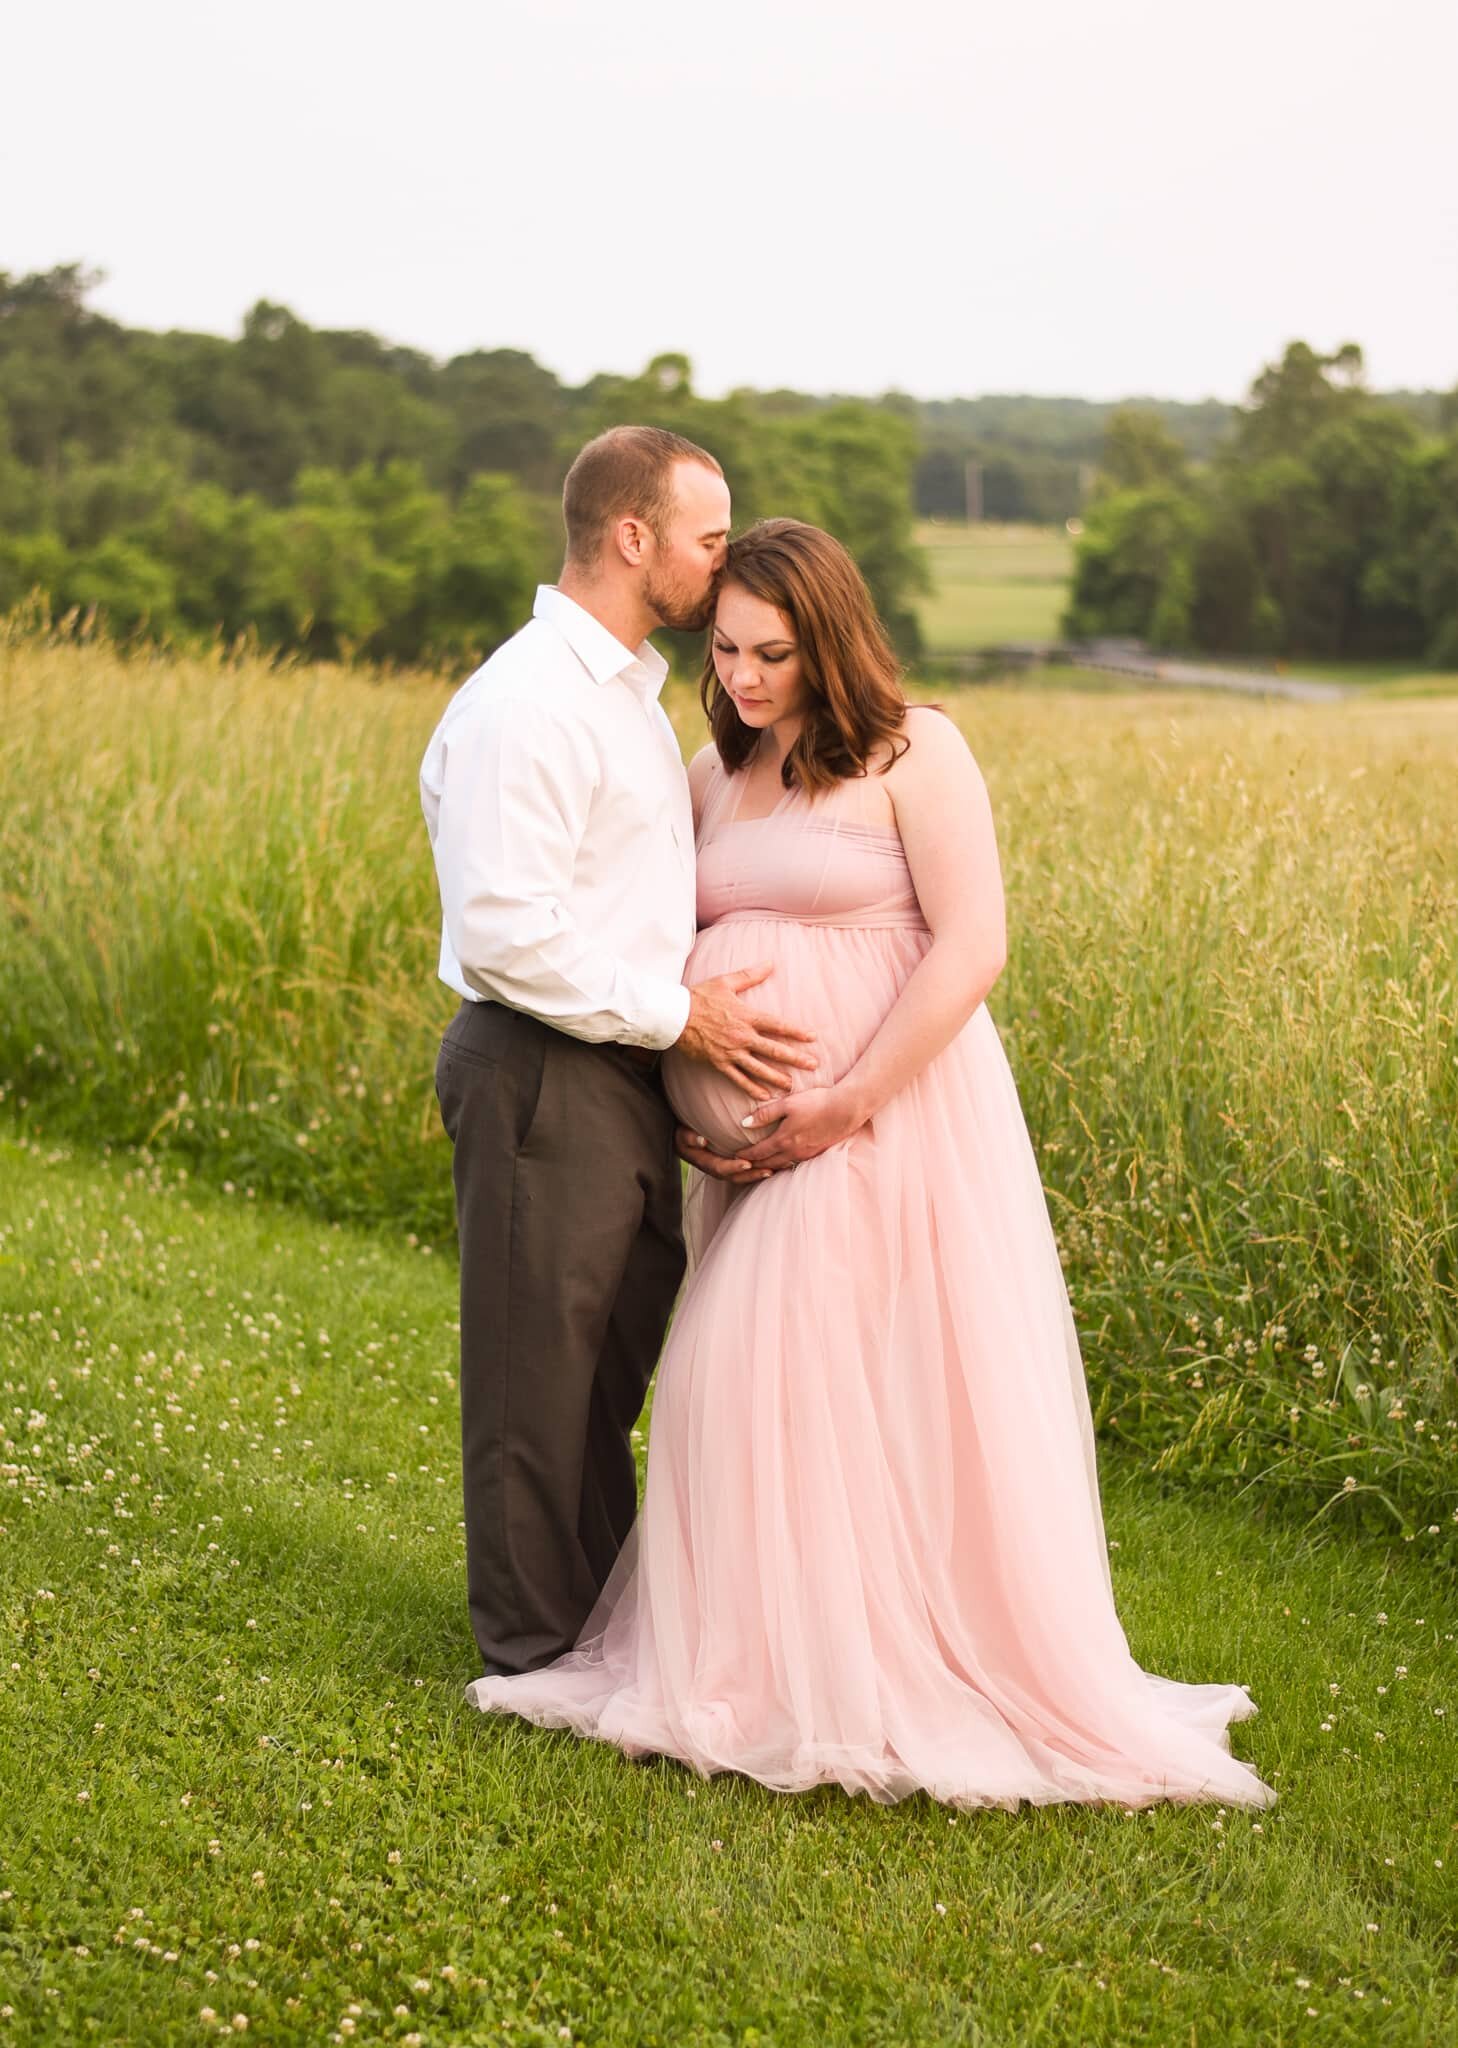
715, 640, 792, 664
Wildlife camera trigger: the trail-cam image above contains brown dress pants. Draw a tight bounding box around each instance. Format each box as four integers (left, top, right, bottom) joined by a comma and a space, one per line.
435, 998, 686, 1676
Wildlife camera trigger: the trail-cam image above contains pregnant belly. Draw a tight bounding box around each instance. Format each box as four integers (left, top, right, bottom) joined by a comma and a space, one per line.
660, 928, 827, 1155
661, 917, 918, 1157
661, 1059, 771, 1157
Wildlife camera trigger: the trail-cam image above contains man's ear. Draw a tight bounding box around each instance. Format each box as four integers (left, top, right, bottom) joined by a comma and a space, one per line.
614, 515, 651, 568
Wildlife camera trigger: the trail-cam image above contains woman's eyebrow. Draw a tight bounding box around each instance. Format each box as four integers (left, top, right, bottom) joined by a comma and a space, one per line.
714, 635, 797, 651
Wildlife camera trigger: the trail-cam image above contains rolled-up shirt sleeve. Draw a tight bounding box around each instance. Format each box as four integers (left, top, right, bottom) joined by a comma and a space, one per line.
430, 693, 692, 1050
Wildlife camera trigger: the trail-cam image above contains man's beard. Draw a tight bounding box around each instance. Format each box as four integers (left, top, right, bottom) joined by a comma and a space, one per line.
644, 560, 717, 633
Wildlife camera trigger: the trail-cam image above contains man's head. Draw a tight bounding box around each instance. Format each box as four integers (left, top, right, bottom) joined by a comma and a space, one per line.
562, 425, 731, 631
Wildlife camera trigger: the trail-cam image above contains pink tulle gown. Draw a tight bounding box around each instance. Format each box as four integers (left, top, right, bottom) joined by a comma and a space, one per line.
466, 749, 1276, 1812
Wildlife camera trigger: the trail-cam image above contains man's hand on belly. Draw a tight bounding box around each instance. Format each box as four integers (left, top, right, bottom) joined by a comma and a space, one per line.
673, 964, 818, 1102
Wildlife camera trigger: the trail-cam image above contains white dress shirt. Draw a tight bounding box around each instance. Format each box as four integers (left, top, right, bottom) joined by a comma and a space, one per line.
420, 585, 696, 1050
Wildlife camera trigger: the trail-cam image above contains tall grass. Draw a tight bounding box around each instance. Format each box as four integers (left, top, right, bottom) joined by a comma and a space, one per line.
2, 621, 1455, 1542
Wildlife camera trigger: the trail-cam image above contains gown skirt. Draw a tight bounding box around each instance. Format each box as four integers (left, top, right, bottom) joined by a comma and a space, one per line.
465, 756, 1276, 1812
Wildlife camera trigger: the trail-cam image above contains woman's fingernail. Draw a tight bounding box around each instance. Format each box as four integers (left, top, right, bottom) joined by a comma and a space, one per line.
740, 1115, 755, 1128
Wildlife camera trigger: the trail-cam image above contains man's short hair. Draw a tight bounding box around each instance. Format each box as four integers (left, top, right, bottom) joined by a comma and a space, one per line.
562, 425, 723, 567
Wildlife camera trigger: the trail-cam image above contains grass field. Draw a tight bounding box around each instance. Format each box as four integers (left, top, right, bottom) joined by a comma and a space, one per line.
914, 521, 1074, 651
3, 629, 1453, 1545
3, 1136, 1455, 2045
3, 625, 1457, 2041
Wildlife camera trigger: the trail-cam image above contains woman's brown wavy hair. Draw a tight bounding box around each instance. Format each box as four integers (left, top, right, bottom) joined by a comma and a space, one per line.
699, 519, 909, 794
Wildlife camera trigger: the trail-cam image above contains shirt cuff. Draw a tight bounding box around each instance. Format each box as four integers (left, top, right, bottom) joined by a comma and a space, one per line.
630, 977, 692, 1053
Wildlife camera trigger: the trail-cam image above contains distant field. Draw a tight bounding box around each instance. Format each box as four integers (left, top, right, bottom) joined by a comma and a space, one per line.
914, 520, 1073, 650
913, 521, 1458, 694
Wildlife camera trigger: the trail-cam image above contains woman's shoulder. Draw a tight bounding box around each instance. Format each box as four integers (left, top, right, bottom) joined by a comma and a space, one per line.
878, 702, 974, 774
881, 703, 988, 814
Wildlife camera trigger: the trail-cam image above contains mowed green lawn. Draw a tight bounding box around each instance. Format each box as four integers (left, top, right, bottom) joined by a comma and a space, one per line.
2, 1135, 1455, 2047
914, 521, 1074, 651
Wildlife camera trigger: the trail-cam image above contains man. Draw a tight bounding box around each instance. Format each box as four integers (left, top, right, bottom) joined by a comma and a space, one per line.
420, 425, 816, 1678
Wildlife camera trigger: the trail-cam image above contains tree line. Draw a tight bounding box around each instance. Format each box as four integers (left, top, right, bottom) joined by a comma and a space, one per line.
1066, 345, 1458, 665
0, 269, 927, 661
2, 268, 1452, 666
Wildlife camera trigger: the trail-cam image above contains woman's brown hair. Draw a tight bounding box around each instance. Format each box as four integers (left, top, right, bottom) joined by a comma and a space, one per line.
699, 519, 909, 794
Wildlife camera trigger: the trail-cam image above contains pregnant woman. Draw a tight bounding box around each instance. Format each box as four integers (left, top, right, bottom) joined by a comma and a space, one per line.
467, 519, 1276, 1812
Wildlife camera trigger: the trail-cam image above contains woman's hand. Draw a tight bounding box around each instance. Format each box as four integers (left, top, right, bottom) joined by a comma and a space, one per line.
735, 1084, 868, 1171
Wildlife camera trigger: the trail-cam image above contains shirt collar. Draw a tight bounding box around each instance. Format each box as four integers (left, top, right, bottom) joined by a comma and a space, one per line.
533, 585, 670, 697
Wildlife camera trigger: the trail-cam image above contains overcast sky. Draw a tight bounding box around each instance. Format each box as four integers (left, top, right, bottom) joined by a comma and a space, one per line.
8, 0, 1456, 403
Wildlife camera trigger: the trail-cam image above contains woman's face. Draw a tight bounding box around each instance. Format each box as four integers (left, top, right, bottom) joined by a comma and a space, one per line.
711, 583, 809, 735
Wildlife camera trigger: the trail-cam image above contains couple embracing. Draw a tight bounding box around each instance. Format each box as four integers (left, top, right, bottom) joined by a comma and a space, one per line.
419, 426, 1274, 1813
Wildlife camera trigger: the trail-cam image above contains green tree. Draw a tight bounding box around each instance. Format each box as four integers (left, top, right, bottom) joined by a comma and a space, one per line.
1236, 341, 1366, 462
431, 473, 552, 661
1189, 503, 1268, 653
439, 348, 565, 493
64, 537, 177, 636
1095, 408, 1190, 496
1063, 488, 1199, 645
